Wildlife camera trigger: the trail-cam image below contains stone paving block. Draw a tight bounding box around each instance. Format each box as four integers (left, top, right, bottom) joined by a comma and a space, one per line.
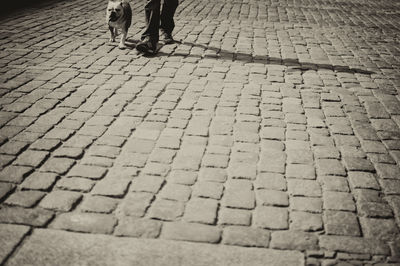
91, 176, 130, 197
124, 139, 155, 154
0, 182, 15, 201
114, 217, 162, 238
116, 152, 148, 168
44, 128, 74, 140
173, 156, 202, 171
286, 140, 310, 150
130, 175, 164, 193
227, 163, 257, 180
360, 217, 399, 241
358, 202, 394, 218
167, 170, 197, 185
260, 140, 285, 151
218, 208, 251, 226
288, 179, 321, 197
319, 175, 350, 192
0, 154, 15, 168
80, 195, 118, 214
67, 164, 107, 180
270, 231, 318, 251
334, 135, 360, 147
316, 159, 346, 176
159, 183, 191, 202
40, 157, 75, 174
222, 226, 270, 248
192, 181, 223, 199
313, 146, 340, 159
254, 173, 286, 191
348, 171, 380, 190
148, 199, 185, 221
319, 235, 390, 255
51, 212, 117, 234
198, 167, 227, 183
258, 150, 286, 173
256, 189, 289, 207
162, 222, 221, 244
286, 164, 316, 180
233, 131, 259, 143
5, 190, 45, 207
260, 127, 285, 140
0, 224, 30, 264
96, 135, 126, 147
222, 189, 255, 210
290, 197, 323, 213
324, 210, 361, 236
56, 177, 95, 192
230, 151, 258, 164
39, 190, 82, 211
342, 157, 375, 172
0, 206, 54, 226
201, 154, 229, 168
290, 211, 323, 231
0, 141, 29, 155
323, 191, 356, 211
63, 135, 95, 149
390, 150, 400, 165
379, 179, 400, 195
87, 145, 121, 158
133, 128, 161, 141
78, 125, 107, 137
371, 119, 399, 132
365, 102, 390, 119
375, 163, 400, 179
53, 147, 84, 159
148, 148, 176, 164
339, 146, 367, 158
83, 154, 117, 166
368, 153, 396, 164
0, 165, 32, 184
117, 192, 153, 217
183, 198, 218, 224
254, 206, 288, 230
361, 140, 387, 153
286, 149, 313, 164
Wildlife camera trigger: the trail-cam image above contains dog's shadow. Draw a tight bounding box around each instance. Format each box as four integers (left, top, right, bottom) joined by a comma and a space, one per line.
123, 38, 138, 49
107, 38, 138, 50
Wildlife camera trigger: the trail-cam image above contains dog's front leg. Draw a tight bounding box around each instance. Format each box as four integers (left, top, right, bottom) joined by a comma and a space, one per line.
109, 26, 115, 42
118, 29, 128, 49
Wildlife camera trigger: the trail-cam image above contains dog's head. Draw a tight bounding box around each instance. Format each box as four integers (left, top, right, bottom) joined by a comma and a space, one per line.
107, 0, 124, 22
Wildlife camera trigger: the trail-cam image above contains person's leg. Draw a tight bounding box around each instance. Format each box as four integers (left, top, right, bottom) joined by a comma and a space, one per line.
137, 0, 160, 54
160, 0, 178, 41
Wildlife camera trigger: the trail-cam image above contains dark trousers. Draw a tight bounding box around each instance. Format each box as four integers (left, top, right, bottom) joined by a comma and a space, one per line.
141, 0, 179, 43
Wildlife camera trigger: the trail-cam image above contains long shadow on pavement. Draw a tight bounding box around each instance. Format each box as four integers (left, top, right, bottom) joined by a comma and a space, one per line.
160, 41, 375, 75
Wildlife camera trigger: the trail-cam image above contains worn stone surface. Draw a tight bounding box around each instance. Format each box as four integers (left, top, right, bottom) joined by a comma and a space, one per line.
7, 229, 304, 266
50, 212, 117, 234
0, 0, 400, 263
220, 226, 270, 247
270, 231, 318, 250
0, 224, 30, 264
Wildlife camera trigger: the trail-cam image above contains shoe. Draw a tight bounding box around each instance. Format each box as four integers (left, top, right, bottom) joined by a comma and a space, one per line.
160, 32, 174, 44
136, 38, 157, 55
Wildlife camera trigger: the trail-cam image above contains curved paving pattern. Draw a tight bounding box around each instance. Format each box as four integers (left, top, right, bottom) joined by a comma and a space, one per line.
0, 0, 400, 265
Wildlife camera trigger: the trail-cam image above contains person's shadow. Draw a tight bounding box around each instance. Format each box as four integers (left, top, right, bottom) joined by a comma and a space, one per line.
157, 41, 375, 75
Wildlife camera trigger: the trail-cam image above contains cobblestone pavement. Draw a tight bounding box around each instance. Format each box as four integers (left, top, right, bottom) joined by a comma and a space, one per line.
0, 0, 400, 265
